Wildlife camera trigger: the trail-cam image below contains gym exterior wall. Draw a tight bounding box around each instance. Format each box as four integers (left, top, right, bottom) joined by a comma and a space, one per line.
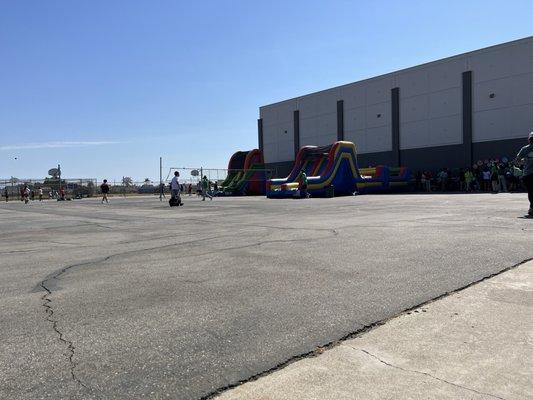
259, 36, 533, 176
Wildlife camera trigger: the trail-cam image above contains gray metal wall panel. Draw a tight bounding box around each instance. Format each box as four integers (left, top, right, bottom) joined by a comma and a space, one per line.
259, 37, 533, 165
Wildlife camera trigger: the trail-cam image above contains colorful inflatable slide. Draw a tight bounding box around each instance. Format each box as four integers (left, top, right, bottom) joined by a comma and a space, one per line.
266, 141, 413, 198
219, 149, 266, 195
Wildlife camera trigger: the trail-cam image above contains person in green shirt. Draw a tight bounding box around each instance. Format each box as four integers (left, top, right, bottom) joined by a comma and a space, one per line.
515, 132, 533, 215
201, 175, 213, 201
464, 169, 474, 192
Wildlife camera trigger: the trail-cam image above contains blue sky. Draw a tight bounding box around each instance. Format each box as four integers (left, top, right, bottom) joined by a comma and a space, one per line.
1, 0, 532, 181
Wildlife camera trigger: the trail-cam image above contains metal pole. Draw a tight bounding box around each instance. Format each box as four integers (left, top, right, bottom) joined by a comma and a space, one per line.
58, 164, 61, 196
159, 157, 162, 201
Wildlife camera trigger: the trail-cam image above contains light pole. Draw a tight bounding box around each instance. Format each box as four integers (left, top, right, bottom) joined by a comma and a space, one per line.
58, 164, 62, 196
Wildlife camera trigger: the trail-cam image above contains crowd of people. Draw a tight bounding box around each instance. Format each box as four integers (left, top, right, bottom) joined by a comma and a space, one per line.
416, 161, 525, 193
416, 131, 532, 215
3, 185, 65, 203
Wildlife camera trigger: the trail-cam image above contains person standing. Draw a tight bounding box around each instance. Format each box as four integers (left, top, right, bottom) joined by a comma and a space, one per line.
482, 168, 491, 192
188, 183, 192, 196
298, 170, 309, 198
490, 163, 499, 193
100, 179, 110, 203
23, 186, 30, 204
38, 188, 43, 201
201, 175, 212, 201
464, 169, 474, 192
4, 187, 9, 202
497, 163, 508, 193
515, 132, 533, 216
170, 171, 183, 205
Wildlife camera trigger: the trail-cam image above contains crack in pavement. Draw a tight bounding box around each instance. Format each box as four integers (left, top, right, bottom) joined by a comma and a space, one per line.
356, 348, 506, 400
40, 264, 99, 389
35, 234, 237, 391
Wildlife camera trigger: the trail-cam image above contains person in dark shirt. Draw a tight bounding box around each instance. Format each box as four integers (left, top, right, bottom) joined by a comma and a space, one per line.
100, 179, 110, 203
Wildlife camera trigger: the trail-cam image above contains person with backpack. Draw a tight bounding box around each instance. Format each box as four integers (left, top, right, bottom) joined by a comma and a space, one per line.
515, 132, 533, 216
100, 179, 110, 203
170, 171, 183, 206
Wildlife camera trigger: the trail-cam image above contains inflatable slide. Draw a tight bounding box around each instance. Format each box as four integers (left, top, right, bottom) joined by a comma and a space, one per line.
220, 149, 266, 195
266, 141, 412, 198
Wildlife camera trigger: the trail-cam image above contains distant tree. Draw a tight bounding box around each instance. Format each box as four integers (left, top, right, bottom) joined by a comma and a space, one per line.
143, 178, 151, 185
122, 177, 133, 187
10, 177, 19, 184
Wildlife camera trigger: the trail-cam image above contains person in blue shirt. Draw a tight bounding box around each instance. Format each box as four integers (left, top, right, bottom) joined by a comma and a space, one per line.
515, 132, 533, 215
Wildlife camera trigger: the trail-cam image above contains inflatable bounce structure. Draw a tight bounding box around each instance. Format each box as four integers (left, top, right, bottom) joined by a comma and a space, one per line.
266, 141, 413, 198
220, 149, 266, 195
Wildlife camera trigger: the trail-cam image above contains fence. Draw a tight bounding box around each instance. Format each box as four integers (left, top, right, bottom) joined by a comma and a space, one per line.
1, 167, 275, 200
0, 178, 97, 200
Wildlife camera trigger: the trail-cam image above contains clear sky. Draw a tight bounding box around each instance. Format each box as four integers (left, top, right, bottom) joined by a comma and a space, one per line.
1, 0, 532, 181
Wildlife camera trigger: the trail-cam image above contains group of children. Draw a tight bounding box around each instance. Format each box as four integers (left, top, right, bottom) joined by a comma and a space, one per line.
4, 186, 50, 203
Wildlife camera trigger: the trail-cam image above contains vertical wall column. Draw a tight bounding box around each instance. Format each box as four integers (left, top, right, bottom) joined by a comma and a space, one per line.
462, 71, 473, 168
337, 100, 344, 141
257, 118, 263, 153
391, 87, 401, 166
293, 110, 300, 157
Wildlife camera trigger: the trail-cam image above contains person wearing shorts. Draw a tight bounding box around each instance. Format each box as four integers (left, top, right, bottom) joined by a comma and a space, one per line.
515, 132, 533, 216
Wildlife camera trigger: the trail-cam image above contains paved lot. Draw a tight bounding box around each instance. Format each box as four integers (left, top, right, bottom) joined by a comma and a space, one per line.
0, 194, 531, 399
217, 261, 533, 400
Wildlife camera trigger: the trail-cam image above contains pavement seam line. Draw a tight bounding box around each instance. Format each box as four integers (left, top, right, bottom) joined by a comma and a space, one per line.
355, 348, 506, 400
202, 257, 532, 400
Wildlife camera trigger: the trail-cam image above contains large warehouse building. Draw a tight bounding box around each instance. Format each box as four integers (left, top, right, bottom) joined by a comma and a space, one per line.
257, 36, 533, 176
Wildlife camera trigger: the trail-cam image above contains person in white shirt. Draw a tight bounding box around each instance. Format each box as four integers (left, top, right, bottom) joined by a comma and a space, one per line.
170, 171, 182, 205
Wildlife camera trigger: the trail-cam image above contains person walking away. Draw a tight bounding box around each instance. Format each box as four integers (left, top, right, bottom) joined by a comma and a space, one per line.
464, 169, 474, 192
188, 184, 192, 196
515, 132, 533, 216
100, 179, 110, 203
4, 187, 8, 202
497, 164, 508, 192
170, 171, 183, 206
490, 164, 499, 193
201, 176, 212, 201
38, 188, 43, 201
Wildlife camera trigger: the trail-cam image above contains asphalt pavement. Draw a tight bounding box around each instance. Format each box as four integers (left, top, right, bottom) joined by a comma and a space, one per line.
0, 193, 531, 399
